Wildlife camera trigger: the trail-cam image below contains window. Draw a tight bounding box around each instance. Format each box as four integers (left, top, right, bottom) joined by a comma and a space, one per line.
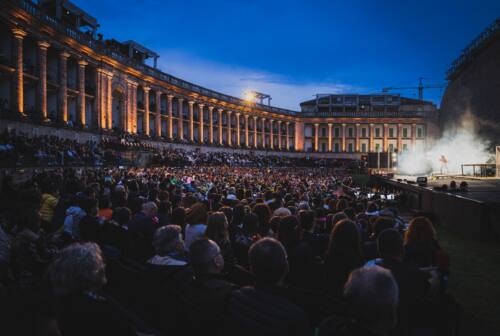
321, 143, 327, 152
389, 128, 394, 138
375, 143, 380, 152
348, 143, 353, 152
403, 128, 408, 138
375, 128, 380, 138
361, 143, 367, 153
389, 144, 394, 152
334, 143, 340, 152
348, 127, 353, 137
417, 128, 423, 138
322, 128, 327, 137
403, 144, 408, 151
334, 128, 340, 137
361, 128, 367, 137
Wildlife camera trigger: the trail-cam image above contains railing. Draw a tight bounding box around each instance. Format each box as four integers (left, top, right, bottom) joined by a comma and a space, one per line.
298, 110, 428, 118
446, 17, 500, 79
13, 0, 298, 116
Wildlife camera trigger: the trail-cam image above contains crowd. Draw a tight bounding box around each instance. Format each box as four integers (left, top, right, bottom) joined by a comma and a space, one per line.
0, 129, 120, 167
0, 163, 460, 336
1, 129, 366, 170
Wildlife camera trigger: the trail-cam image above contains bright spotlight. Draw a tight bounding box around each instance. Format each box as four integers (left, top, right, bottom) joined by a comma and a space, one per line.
243, 90, 272, 106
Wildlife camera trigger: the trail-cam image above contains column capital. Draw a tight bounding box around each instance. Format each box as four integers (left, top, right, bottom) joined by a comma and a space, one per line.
356, 123, 360, 127
253, 115, 258, 120
177, 97, 184, 103
155, 90, 162, 97
208, 105, 214, 111
143, 86, 151, 92
77, 59, 88, 67
167, 94, 174, 100
244, 114, 249, 119
236, 112, 241, 117
286, 121, 290, 125
37, 40, 50, 50
59, 50, 71, 59
328, 123, 333, 128
227, 110, 232, 115
217, 108, 224, 113
314, 123, 319, 127
342, 123, 346, 127
277, 120, 282, 124
12, 28, 27, 39
126, 79, 138, 87
198, 103, 205, 108
188, 100, 195, 106
370, 123, 375, 127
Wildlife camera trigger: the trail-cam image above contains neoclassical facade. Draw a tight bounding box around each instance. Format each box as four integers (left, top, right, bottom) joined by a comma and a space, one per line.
0, 0, 437, 156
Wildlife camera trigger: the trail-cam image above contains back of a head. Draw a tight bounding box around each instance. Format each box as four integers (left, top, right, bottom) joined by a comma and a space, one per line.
404, 216, 436, 245
186, 202, 208, 225
48, 242, 106, 296
372, 216, 395, 238
299, 210, 315, 231
248, 238, 288, 285
205, 212, 229, 243
152, 225, 183, 256
189, 238, 223, 276
142, 201, 158, 218
344, 266, 399, 332
377, 229, 403, 259
242, 212, 259, 234
328, 219, 361, 255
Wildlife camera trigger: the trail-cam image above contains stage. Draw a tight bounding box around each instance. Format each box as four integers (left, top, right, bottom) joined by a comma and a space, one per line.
372, 174, 500, 241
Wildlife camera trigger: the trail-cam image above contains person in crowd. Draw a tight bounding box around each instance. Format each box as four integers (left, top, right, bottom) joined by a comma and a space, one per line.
225, 238, 309, 336
252, 203, 272, 236
184, 202, 208, 250
47, 242, 136, 336
205, 212, 234, 267
99, 206, 131, 257
127, 201, 159, 259
97, 197, 113, 221
404, 216, 449, 274
149, 225, 187, 266
233, 212, 261, 267
324, 219, 364, 298
318, 266, 399, 336
181, 238, 237, 335
79, 198, 101, 243
363, 216, 396, 261
39, 182, 59, 232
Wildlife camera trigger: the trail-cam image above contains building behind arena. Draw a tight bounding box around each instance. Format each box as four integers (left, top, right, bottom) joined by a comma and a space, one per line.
0, 0, 438, 158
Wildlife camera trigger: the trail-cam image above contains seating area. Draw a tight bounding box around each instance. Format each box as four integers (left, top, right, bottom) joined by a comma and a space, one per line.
0, 159, 460, 335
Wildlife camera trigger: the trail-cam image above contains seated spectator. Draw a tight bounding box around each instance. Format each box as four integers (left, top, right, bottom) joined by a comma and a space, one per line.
318, 266, 399, 336
127, 201, 159, 259
97, 197, 113, 221
324, 219, 364, 298
225, 238, 309, 336
181, 238, 237, 335
149, 225, 187, 266
205, 212, 234, 268
47, 242, 136, 336
184, 202, 208, 250
233, 212, 261, 267
363, 216, 396, 261
404, 216, 449, 274
100, 207, 131, 257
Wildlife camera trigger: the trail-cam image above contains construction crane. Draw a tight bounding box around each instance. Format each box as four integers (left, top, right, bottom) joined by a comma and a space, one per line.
382, 78, 446, 101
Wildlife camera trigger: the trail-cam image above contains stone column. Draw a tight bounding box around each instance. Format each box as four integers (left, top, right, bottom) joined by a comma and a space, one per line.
286, 122, 290, 150
236, 112, 241, 146
58, 51, 70, 123
77, 60, 87, 127
253, 116, 258, 147
261, 118, 266, 148
314, 123, 319, 152
269, 120, 274, 149
198, 104, 204, 144
208, 106, 214, 144
383, 123, 389, 151
355, 123, 360, 152
143, 86, 150, 135
227, 111, 232, 146
167, 95, 173, 139
277, 120, 282, 149
397, 123, 402, 152
95, 68, 103, 129
106, 72, 113, 130
126, 79, 138, 133
155, 91, 162, 137
244, 114, 249, 147
12, 28, 27, 116
218, 108, 223, 145
177, 98, 184, 140
342, 123, 346, 152
328, 123, 333, 152
370, 123, 375, 152
188, 100, 194, 141
37, 41, 50, 120
295, 121, 304, 151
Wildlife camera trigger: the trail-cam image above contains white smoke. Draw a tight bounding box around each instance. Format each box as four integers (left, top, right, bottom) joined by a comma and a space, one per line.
398, 112, 492, 175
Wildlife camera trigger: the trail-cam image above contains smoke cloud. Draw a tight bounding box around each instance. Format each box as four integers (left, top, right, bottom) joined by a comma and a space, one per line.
398, 111, 492, 175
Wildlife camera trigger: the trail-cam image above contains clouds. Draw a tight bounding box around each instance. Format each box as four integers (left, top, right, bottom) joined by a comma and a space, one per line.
156, 50, 359, 110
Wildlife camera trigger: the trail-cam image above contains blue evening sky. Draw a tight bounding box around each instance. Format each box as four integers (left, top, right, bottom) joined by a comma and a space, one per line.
73, 0, 500, 110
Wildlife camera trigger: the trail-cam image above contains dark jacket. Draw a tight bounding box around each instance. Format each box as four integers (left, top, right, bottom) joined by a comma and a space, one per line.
224, 285, 309, 336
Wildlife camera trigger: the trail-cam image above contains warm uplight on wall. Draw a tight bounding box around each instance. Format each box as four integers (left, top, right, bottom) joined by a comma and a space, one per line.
244, 90, 257, 102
